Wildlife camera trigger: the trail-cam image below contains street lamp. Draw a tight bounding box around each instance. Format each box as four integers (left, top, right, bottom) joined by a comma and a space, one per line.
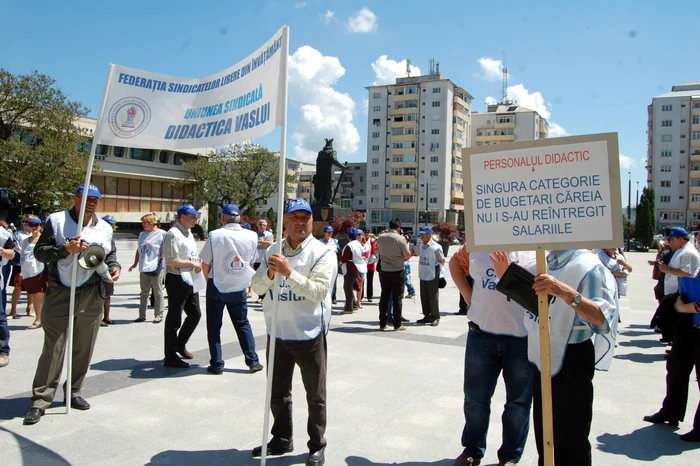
627, 172, 631, 251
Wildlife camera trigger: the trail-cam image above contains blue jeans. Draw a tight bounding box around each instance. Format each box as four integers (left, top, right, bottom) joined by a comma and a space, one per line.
461, 327, 533, 463
205, 281, 260, 370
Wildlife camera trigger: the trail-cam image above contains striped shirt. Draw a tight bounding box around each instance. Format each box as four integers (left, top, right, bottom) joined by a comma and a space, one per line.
548, 250, 617, 344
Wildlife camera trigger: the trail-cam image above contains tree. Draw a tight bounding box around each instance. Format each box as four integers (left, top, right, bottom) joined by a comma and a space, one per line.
635, 188, 654, 247
180, 142, 298, 218
431, 221, 459, 241
0, 69, 92, 216
330, 210, 365, 236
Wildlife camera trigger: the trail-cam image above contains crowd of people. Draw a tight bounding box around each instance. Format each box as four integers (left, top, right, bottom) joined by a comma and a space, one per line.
2, 184, 700, 466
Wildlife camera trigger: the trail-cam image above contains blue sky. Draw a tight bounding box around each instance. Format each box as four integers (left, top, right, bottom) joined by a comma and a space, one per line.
4, 0, 699, 204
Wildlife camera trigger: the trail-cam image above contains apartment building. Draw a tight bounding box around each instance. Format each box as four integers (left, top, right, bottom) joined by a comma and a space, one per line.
470, 103, 549, 146
337, 162, 367, 212
365, 74, 472, 233
647, 82, 700, 230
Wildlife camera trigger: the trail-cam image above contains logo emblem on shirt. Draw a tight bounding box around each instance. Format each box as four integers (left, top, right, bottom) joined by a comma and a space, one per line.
223, 251, 247, 275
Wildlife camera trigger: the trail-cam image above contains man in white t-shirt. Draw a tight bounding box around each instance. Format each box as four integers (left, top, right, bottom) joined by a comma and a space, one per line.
200, 204, 263, 375
659, 227, 700, 296
319, 225, 339, 304
253, 219, 273, 304
415, 226, 444, 326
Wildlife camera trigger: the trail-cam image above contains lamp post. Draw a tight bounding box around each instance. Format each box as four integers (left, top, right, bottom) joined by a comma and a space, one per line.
425, 182, 429, 227
627, 172, 631, 251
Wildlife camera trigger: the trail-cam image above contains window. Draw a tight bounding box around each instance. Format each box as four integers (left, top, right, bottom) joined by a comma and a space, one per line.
371, 158, 379, 164
159, 151, 168, 163
661, 134, 672, 142
431, 129, 440, 135
371, 171, 379, 177
373, 119, 381, 126
373, 105, 381, 112
372, 145, 380, 151
404, 86, 418, 95
660, 180, 671, 187
694, 103, 700, 109
662, 104, 673, 111
428, 197, 438, 204
372, 132, 380, 138
682, 134, 687, 138
404, 113, 418, 122
693, 211, 700, 220
661, 120, 673, 127
661, 165, 672, 172
432, 87, 441, 93
432, 101, 441, 107
693, 132, 700, 140
392, 141, 416, 149
373, 92, 381, 99
430, 156, 439, 163
371, 184, 379, 191
402, 195, 416, 203
430, 143, 440, 150
113, 147, 125, 158
405, 127, 416, 134
661, 150, 672, 157
391, 128, 404, 135
131, 148, 153, 161
660, 196, 671, 203
693, 195, 700, 203
693, 115, 700, 125
453, 143, 463, 151
430, 170, 439, 176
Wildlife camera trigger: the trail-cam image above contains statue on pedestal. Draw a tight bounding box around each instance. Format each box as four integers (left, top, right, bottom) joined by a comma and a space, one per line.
312, 138, 345, 207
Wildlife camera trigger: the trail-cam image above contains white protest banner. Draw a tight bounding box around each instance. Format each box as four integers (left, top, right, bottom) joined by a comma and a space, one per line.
464, 133, 623, 252
93, 26, 287, 150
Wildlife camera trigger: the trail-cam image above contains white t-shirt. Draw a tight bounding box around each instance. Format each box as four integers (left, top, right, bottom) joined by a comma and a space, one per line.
254, 229, 274, 264
665, 241, 700, 295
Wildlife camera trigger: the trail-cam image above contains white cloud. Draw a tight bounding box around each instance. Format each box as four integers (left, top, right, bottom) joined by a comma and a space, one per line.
548, 122, 568, 138
295, 1, 306, 8
371, 56, 422, 85
362, 98, 369, 116
347, 7, 377, 33
319, 10, 335, 24
619, 154, 636, 169
475, 57, 503, 82
288, 46, 360, 162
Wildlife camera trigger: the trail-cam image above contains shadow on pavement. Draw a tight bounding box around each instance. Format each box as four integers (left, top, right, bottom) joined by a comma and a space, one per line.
0, 426, 71, 465
146, 449, 307, 465
626, 324, 653, 329
618, 339, 667, 349
345, 456, 454, 465
618, 329, 656, 337
614, 352, 666, 363
90, 358, 202, 379
0, 396, 30, 421
596, 425, 700, 461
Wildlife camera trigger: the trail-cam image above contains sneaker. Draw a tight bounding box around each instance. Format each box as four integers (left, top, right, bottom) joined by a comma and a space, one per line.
454, 450, 481, 465
406, 293, 416, 299
0, 354, 8, 368
396, 325, 408, 331
153, 316, 163, 323
256, 298, 263, 304
332, 300, 337, 305
250, 363, 264, 373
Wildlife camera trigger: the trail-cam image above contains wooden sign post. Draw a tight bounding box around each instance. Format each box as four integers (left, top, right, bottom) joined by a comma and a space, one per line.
463, 133, 623, 466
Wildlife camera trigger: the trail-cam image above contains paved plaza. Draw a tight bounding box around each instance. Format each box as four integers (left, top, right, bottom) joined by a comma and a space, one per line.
1, 237, 700, 465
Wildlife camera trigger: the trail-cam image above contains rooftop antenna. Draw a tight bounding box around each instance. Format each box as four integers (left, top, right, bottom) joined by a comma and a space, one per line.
429, 58, 435, 75
501, 51, 511, 105
406, 58, 412, 77
436, 61, 440, 75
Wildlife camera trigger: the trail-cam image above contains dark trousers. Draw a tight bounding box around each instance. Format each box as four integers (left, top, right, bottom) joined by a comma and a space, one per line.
366, 270, 375, 300
30, 282, 104, 408
420, 276, 440, 321
660, 327, 700, 428
164, 273, 201, 359
343, 269, 358, 312
379, 270, 405, 329
0, 262, 9, 355
267, 333, 327, 453
205, 282, 259, 370
533, 339, 595, 466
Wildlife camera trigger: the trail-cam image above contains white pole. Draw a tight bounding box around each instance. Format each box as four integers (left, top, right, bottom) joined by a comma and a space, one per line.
261, 25, 289, 466
65, 64, 114, 414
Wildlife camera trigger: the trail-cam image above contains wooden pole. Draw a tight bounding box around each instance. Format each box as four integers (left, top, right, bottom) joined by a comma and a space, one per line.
536, 249, 555, 466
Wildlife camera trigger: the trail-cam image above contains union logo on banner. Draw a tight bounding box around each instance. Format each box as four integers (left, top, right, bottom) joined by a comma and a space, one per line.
108, 97, 151, 138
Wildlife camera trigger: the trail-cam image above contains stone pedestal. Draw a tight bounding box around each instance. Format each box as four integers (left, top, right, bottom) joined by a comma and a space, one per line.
311, 204, 350, 238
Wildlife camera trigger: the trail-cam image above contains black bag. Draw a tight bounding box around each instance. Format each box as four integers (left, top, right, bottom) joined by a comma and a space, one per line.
99, 281, 115, 299
439, 277, 447, 289
495, 263, 551, 316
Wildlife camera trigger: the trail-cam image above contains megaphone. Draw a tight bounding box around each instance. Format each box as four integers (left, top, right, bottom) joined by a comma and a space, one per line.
78, 244, 113, 282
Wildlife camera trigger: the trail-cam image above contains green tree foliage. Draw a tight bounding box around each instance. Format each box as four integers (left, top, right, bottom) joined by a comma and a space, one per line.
0, 69, 92, 214
635, 187, 655, 246
181, 142, 298, 219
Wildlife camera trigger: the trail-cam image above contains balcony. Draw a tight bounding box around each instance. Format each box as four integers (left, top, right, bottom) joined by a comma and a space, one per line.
389, 202, 417, 210
392, 134, 417, 142
391, 161, 418, 169
391, 147, 417, 156
690, 187, 700, 194
475, 134, 515, 143
691, 154, 700, 163
495, 122, 515, 130
389, 106, 418, 116
390, 188, 417, 196
645, 158, 653, 168
392, 93, 419, 102
391, 120, 418, 128
389, 175, 417, 182
691, 202, 700, 210
690, 170, 700, 179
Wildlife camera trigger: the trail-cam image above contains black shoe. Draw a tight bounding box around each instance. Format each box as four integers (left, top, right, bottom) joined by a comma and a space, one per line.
177, 347, 194, 359
643, 412, 679, 427
23, 408, 45, 425
455, 311, 468, 315
401, 317, 410, 322
134, 317, 146, 323
164, 357, 190, 368
416, 317, 433, 324
251, 438, 293, 457
430, 319, 440, 327
250, 363, 264, 373
454, 450, 481, 465
70, 396, 91, 410
306, 447, 325, 466
207, 366, 223, 375
680, 429, 700, 442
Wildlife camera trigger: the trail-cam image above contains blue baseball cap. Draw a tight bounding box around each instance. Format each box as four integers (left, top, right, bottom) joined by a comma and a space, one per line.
347, 227, 360, 237
286, 197, 312, 214
667, 227, 689, 239
242, 223, 252, 230
222, 204, 240, 216
419, 226, 433, 235
177, 204, 199, 217
27, 216, 42, 225
75, 183, 102, 199
101, 215, 117, 225
324, 225, 334, 233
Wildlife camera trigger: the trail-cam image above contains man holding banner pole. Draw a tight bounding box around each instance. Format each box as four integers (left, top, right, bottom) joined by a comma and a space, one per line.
251, 197, 336, 466
24, 184, 120, 425
491, 250, 618, 466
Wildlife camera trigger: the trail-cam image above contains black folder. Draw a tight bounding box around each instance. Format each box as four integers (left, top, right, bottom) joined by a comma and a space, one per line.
495, 262, 551, 316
